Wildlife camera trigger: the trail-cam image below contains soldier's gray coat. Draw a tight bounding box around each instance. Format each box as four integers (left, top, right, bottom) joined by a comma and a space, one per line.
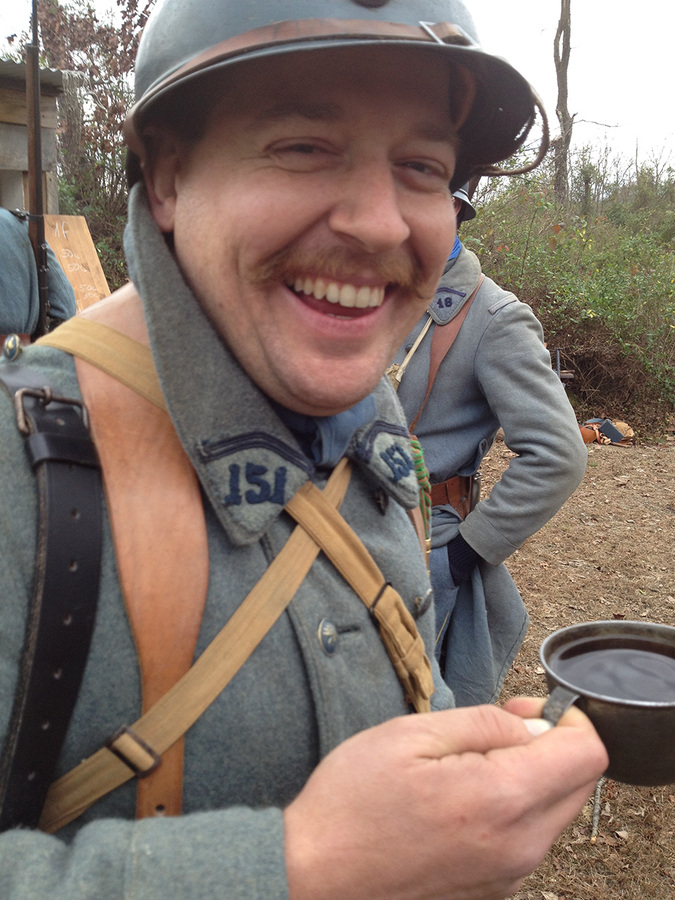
0, 185, 451, 898
393, 245, 587, 706
0, 208, 76, 333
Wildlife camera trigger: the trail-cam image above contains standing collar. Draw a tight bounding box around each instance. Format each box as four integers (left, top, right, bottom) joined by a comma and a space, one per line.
124, 184, 422, 544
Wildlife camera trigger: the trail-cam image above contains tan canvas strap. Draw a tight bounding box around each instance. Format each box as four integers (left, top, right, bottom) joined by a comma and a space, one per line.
38, 457, 352, 833
286, 484, 434, 714
39, 317, 164, 410
409, 275, 484, 433
37, 309, 432, 829
40, 316, 346, 827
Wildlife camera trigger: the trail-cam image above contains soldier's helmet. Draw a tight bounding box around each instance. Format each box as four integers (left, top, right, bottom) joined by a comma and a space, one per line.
452, 183, 477, 222
124, 0, 546, 189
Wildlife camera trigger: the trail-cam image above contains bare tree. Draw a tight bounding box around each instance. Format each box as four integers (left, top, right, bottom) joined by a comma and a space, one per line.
553, 0, 574, 204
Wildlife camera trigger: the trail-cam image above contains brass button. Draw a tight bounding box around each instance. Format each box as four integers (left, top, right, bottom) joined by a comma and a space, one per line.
318, 618, 339, 656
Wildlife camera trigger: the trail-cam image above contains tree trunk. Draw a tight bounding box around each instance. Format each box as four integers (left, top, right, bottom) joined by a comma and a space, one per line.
553, 0, 573, 204
58, 71, 86, 183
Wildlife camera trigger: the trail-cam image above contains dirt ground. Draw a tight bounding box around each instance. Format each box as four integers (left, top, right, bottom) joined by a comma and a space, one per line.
481, 434, 675, 900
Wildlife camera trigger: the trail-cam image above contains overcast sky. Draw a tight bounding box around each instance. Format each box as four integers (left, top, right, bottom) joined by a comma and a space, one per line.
471, 0, 674, 164
2, 0, 673, 165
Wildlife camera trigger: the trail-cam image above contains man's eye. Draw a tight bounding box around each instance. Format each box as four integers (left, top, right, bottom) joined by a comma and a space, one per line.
284, 143, 320, 154
269, 140, 337, 172
403, 160, 447, 178
398, 159, 452, 192
274, 141, 329, 156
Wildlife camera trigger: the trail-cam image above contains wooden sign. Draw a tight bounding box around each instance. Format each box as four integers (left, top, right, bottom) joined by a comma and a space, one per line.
43, 214, 111, 311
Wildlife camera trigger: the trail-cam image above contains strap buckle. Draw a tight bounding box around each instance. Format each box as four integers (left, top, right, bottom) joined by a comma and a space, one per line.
14, 386, 89, 435
106, 726, 161, 778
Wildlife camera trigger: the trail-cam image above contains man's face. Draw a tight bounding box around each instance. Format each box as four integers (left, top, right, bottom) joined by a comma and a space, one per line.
147, 47, 459, 416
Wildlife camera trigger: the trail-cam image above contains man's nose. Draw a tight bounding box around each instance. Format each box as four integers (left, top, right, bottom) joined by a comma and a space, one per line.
328, 162, 411, 253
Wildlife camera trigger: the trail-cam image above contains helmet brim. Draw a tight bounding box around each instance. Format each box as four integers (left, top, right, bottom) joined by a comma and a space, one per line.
125, 18, 539, 190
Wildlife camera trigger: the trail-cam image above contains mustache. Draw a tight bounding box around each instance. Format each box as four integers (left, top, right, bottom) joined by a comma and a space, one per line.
250, 245, 432, 300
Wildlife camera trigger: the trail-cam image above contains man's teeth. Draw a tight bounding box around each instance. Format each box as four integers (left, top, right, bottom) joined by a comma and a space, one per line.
292, 277, 385, 309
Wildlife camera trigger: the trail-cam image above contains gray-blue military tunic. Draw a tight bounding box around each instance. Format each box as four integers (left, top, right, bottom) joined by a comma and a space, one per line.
393, 245, 587, 706
0, 184, 452, 898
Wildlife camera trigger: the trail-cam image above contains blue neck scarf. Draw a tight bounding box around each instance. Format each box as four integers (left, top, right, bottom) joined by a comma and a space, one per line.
274, 394, 377, 468
448, 235, 462, 262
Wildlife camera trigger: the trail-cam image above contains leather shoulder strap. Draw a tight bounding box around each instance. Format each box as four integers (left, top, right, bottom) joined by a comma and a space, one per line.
76, 355, 208, 820
409, 275, 484, 432
41, 315, 206, 821
0, 359, 102, 831
39, 459, 352, 834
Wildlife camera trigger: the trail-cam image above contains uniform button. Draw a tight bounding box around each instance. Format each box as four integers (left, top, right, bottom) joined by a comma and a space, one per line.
2, 335, 23, 361
414, 588, 433, 618
318, 618, 339, 655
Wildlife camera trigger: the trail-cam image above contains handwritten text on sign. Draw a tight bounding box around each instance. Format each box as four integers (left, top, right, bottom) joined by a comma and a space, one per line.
44, 215, 111, 311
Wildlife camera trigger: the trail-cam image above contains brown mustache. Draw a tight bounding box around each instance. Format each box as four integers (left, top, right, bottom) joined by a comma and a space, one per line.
250, 245, 431, 300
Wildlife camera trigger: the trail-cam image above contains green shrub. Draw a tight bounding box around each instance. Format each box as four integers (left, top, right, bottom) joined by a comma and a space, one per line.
464, 155, 675, 436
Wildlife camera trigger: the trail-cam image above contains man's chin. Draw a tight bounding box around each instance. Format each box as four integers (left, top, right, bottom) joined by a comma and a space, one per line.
274, 378, 382, 418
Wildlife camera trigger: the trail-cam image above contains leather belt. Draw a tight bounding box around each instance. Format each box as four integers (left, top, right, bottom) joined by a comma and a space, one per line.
0, 360, 102, 830
430, 474, 475, 520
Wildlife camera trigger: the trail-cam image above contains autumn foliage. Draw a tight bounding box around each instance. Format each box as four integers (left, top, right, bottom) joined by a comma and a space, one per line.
7, 0, 155, 288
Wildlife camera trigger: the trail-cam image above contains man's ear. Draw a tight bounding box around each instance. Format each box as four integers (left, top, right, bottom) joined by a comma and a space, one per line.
142, 129, 182, 233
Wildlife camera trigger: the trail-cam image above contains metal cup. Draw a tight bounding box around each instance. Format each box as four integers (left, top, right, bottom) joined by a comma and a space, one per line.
540, 620, 675, 785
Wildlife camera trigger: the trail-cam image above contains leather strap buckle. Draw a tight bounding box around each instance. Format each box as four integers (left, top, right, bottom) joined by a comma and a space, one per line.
14, 386, 90, 435
430, 474, 473, 519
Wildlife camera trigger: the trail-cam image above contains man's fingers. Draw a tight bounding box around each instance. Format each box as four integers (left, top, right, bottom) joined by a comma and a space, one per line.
378, 699, 601, 767
502, 696, 548, 719
407, 704, 537, 758
523, 718, 553, 736
493, 710, 609, 810
285, 701, 609, 900
503, 695, 604, 733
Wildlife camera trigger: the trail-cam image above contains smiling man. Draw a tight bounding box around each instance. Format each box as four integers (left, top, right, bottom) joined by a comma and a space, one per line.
0, 1, 607, 898
146, 48, 460, 416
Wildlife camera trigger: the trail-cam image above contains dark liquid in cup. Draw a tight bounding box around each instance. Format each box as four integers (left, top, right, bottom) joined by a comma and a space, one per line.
549, 639, 675, 703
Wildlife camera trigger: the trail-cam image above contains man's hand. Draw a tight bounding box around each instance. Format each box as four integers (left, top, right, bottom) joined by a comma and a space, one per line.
284, 700, 607, 900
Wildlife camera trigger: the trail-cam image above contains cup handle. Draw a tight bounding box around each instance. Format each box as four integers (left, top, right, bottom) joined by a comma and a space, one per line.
541, 685, 581, 725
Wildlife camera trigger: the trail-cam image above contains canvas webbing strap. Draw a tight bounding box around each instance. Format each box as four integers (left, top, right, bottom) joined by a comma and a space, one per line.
38, 318, 353, 832
286, 485, 433, 713
385, 315, 433, 390
39, 318, 165, 411
38, 455, 352, 833
37, 313, 433, 830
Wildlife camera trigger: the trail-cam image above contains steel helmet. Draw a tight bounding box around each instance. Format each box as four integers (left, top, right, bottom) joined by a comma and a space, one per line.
124, 0, 547, 189
452, 183, 476, 223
